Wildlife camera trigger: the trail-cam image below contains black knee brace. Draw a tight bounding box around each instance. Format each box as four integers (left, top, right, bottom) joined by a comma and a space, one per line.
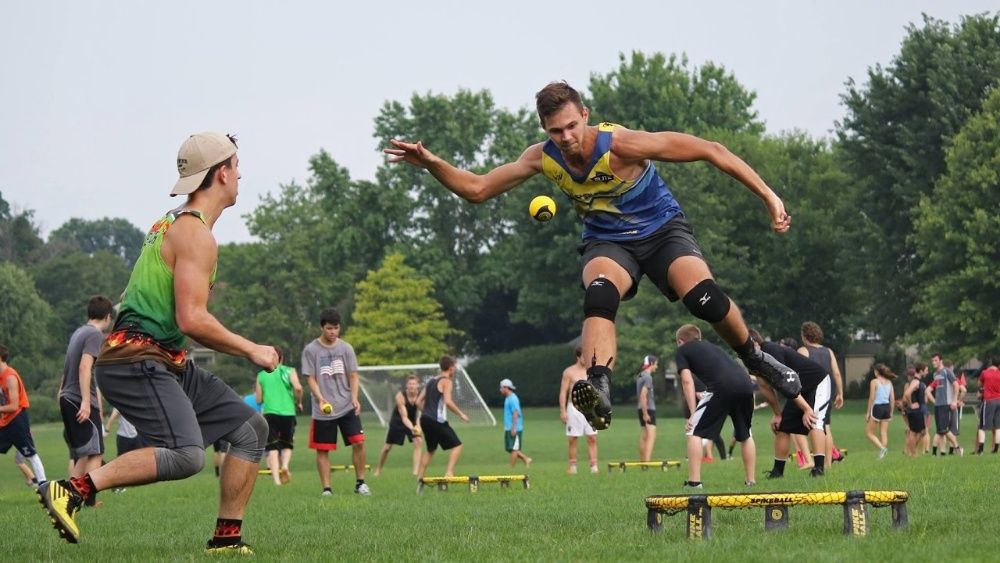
682, 279, 731, 323
222, 413, 268, 463
583, 277, 620, 322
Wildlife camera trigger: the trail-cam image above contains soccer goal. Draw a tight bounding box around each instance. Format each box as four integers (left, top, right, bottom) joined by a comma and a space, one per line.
358, 364, 496, 427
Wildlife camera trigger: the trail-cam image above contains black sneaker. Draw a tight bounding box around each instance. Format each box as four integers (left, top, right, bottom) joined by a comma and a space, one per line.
764, 470, 784, 480
37, 480, 83, 544
810, 467, 825, 477
682, 480, 704, 489
571, 365, 612, 430
741, 344, 801, 398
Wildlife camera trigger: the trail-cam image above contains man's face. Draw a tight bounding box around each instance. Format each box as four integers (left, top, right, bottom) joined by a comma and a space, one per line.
321, 323, 340, 342
219, 155, 241, 206
932, 356, 942, 370
405, 378, 420, 394
543, 103, 589, 157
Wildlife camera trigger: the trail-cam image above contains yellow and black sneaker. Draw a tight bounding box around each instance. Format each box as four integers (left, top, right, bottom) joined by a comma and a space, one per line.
37, 480, 83, 544
205, 540, 255, 555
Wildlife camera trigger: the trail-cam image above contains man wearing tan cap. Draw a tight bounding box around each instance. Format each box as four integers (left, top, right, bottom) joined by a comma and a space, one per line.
38, 132, 278, 555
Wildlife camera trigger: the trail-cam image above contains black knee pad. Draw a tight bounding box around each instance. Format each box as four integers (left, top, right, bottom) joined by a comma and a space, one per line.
223, 413, 268, 463
682, 279, 731, 323
154, 445, 205, 481
584, 277, 620, 322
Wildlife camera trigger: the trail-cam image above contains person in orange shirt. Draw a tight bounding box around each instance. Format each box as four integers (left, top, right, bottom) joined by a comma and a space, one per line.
0, 344, 48, 484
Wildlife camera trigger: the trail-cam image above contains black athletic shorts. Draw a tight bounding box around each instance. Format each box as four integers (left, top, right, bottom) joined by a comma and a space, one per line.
870, 403, 892, 422
59, 396, 104, 458
264, 414, 296, 451
934, 405, 953, 435
778, 376, 831, 435
385, 422, 414, 446
420, 415, 461, 452
116, 434, 148, 456
906, 411, 926, 433
0, 410, 38, 457
578, 214, 704, 301
309, 411, 365, 451
637, 409, 657, 427
688, 390, 753, 442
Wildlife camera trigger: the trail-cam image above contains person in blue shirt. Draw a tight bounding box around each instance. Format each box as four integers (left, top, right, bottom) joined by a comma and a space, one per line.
501, 379, 531, 467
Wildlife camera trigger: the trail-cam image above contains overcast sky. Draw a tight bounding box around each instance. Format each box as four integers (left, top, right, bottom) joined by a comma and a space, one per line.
2, 1, 996, 243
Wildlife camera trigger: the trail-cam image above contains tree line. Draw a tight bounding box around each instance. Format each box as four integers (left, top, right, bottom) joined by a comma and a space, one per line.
1, 14, 997, 406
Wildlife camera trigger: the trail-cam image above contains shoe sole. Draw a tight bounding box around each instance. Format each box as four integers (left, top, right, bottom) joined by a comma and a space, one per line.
571, 381, 610, 430
36, 483, 80, 544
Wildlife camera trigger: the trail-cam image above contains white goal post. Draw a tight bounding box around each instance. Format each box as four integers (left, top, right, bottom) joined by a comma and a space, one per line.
358, 363, 497, 427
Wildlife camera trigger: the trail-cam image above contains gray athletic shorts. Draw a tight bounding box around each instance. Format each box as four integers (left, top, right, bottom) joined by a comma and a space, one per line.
96, 359, 256, 449
984, 399, 1000, 430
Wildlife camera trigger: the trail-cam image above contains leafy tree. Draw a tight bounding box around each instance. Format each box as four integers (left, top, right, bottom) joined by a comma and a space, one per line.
0, 262, 58, 389
912, 86, 1000, 358
348, 252, 458, 365
837, 14, 1000, 344
46, 217, 145, 267
0, 192, 44, 266
29, 250, 131, 342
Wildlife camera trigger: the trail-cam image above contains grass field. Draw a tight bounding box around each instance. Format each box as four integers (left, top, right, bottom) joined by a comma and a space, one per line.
1, 400, 995, 562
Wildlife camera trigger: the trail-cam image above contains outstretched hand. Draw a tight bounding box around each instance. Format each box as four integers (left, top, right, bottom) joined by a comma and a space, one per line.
384, 139, 433, 168
766, 195, 792, 233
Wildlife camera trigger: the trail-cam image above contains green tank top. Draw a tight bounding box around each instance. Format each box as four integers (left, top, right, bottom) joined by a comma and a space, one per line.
114, 209, 216, 352
258, 365, 296, 416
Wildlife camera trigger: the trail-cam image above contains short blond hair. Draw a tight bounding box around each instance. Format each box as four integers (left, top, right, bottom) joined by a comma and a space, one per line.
676, 324, 702, 344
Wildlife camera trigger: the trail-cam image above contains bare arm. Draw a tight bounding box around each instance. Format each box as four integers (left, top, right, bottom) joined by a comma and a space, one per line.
828, 350, 844, 408
76, 353, 95, 423
441, 379, 469, 422
306, 375, 325, 406
395, 392, 414, 431
511, 408, 520, 436
558, 369, 571, 422
612, 128, 790, 232
165, 217, 277, 370
680, 369, 697, 423
384, 140, 542, 203
866, 379, 877, 419
639, 386, 650, 422
0, 376, 19, 413
289, 369, 304, 410
350, 371, 361, 415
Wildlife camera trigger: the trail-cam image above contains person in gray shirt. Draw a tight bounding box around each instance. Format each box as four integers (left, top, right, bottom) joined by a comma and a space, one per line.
636, 355, 658, 462
58, 296, 114, 506
302, 308, 369, 496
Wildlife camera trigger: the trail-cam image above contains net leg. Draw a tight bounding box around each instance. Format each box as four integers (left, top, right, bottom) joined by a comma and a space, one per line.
469, 476, 479, 493
891, 502, 908, 529
647, 509, 663, 533
686, 500, 712, 540
764, 505, 789, 531
843, 495, 869, 536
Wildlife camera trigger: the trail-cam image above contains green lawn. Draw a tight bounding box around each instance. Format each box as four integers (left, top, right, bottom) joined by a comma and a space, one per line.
1, 400, 994, 562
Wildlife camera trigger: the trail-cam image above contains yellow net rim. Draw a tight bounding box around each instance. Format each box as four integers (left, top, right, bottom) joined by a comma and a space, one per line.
645, 490, 909, 510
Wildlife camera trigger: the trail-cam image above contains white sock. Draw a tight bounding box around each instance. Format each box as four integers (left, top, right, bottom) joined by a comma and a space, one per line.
27, 454, 47, 482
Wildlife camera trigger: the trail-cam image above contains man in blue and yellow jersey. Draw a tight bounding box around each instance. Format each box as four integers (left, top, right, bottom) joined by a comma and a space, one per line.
386, 81, 801, 431
38, 132, 278, 555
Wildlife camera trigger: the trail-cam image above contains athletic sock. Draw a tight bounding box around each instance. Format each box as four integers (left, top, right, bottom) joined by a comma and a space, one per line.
948, 447, 955, 455
733, 336, 755, 359
813, 454, 825, 469
69, 474, 97, 501
993, 444, 999, 454
214, 466, 220, 478
770, 459, 786, 476
209, 518, 242, 547
976, 444, 984, 454
356, 479, 365, 488
932, 447, 938, 456
85, 490, 99, 507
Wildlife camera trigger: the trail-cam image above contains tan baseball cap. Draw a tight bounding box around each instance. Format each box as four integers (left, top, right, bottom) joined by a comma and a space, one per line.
170, 132, 237, 196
